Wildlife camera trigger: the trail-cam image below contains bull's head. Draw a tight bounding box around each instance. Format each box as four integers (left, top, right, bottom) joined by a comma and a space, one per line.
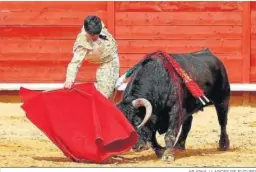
117, 97, 153, 151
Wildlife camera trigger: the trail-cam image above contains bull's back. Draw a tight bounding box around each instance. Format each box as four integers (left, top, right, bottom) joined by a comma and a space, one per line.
170, 48, 228, 95
171, 48, 221, 74
124, 48, 229, 105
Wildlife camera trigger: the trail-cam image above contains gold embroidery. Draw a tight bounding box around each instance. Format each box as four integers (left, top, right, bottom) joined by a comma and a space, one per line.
73, 21, 117, 61
65, 22, 120, 98
66, 46, 88, 83
73, 33, 93, 52
95, 54, 120, 98
92, 22, 118, 60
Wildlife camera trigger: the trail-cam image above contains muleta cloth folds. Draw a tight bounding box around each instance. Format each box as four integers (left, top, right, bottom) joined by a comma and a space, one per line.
19, 83, 138, 163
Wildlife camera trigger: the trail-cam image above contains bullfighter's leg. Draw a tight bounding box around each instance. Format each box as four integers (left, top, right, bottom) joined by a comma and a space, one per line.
214, 98, 230, 151
95, 62, 119, 99
161, 102, 182, 162
174, 115, 193, 151
151, 131, 166, 158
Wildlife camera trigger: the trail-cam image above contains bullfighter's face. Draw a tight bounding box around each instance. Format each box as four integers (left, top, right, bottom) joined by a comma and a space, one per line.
86, 32, 99, 41
117, 100, 153, 151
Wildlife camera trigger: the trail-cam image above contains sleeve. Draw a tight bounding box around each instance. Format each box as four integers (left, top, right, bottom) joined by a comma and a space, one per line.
65, 46, 88, 83
73, 32, 93, 52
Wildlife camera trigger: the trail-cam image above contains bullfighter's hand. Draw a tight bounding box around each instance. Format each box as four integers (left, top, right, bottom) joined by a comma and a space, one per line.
64, 81, 73, 89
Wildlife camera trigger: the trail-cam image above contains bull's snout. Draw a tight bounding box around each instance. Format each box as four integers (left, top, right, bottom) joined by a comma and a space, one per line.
132, 141, 151, 152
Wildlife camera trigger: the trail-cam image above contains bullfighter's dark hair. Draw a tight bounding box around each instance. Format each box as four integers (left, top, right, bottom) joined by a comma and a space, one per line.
84, 15, 102, 35
84, 15, 108, 40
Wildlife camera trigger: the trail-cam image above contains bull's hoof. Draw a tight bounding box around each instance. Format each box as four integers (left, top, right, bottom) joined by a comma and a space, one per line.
154, 148, 166, 158
161, 154, 175, 162
173, 145, 186, 151
219, 134, 230, 151
132, 146, 150, 152
161, 150, 175, 162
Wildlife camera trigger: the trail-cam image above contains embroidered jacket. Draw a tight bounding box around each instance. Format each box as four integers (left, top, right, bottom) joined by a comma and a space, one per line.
65, 22, 118, 83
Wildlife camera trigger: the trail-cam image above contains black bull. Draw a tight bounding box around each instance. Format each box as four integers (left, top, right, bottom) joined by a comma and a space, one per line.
116, 49, 230, 162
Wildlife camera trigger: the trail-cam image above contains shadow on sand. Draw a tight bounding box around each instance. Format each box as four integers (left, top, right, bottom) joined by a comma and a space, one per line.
33, 147, 239, 165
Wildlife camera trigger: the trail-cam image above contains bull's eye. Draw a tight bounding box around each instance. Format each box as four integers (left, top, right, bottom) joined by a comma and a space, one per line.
134, 117, 141, 126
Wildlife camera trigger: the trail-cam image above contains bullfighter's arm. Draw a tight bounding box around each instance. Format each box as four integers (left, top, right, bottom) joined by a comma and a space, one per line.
65, 46, 88, 84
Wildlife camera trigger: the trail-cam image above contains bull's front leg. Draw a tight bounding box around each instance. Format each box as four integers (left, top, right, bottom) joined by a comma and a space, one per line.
151, 131, 166, 158
162, 103, 182, 162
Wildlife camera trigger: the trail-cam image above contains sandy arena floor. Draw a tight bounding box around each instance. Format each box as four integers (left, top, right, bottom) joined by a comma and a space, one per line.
0, 102, 256, 167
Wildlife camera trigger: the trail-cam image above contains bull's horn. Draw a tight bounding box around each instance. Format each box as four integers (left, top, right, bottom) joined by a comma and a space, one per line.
132, 98, 152, 129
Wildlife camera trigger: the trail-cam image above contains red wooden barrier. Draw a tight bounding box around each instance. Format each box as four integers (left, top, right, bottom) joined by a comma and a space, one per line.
251, 2, 256, 82
115, 1, 244, 83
